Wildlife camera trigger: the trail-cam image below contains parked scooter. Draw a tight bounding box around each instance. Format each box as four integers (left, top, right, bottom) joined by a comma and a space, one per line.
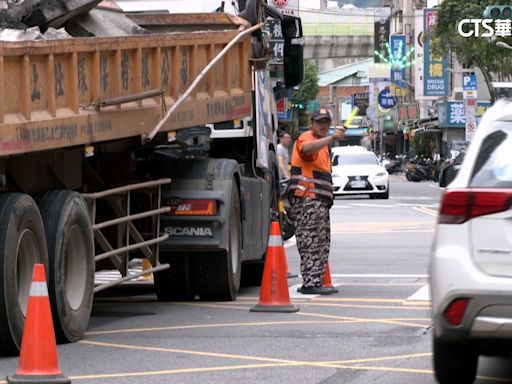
405, 156, 439, 182
385, 154, 406, 174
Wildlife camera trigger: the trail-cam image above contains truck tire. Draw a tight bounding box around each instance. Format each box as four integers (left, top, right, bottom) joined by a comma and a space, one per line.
154, 252, 195, 301
38, 191, 94, 343
0, 193, 48, 355
196, 185, 241, 300
241, 151, 279, 287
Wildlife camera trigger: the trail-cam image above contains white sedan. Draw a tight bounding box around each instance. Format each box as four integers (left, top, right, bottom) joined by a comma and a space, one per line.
331, 150, 389, 199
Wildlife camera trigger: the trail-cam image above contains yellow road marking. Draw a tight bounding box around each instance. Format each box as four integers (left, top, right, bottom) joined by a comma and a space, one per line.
29, 340, 506, 384
321, 352, 432, 365
79, 339, 302, 364
181, 299, 431, 312
297, 311, 429, 328
85, 315, 430, 338
313, 297, 431, 306
402, 300, 431, 306
333, 229, 434, 234
69, 362, 298, 381
85, 320, 356, 336
331, 221, 435, 234
412, 206, 438, 217
303, 302, 429, 311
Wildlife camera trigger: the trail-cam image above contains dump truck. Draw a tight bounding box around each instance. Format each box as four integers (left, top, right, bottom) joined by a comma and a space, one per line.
0, 1, 304, 355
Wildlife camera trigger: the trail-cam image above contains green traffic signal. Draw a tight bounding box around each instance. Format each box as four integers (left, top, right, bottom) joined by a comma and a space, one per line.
483, 6, 512, 19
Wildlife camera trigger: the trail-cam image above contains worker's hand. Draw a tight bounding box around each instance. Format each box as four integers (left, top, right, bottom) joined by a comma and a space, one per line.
331, 126, 346, 141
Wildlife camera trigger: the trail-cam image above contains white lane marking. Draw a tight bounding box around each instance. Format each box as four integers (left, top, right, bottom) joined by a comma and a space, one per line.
393, 196, 437, 200
428, 183, 443, 190
284, 236, 296, 248
350, 203, 390, 208
289, 283, 312, 298
406, 284, 430, 301
398, 203, 439, 207
331, 274, 428, 278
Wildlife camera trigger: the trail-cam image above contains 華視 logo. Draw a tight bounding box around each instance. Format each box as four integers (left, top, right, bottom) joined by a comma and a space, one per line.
457, 6, 512, 37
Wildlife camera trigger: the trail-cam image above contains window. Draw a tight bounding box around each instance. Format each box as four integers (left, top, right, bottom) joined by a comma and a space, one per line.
470, 122, 512, 188
334, 153, 379, 166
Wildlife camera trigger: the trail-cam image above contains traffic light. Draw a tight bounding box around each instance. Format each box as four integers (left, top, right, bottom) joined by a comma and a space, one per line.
291, 102, 305, 110
484, 6, 512, 19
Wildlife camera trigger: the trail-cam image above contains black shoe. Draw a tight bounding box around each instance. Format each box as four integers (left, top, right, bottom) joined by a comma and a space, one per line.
297, 286, 335, 295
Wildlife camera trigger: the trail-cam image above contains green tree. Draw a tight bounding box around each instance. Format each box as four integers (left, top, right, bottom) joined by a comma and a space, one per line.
291, 60, 319, 127
434, 0, 512, 102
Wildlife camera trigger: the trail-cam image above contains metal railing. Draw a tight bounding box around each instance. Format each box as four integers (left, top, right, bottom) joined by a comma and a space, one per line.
82, 178, 172, 293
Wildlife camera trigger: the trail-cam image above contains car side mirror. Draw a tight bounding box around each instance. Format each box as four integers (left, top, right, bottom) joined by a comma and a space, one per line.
440, 164, 461, 187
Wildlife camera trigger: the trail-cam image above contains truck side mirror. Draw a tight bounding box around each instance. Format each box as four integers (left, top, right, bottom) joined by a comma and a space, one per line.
284, 42, 304, 88
282, 15, 303, 88
281, 15, 303, 39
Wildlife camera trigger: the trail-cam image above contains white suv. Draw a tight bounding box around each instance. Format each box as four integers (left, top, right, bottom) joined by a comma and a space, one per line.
430, 99, 512, 384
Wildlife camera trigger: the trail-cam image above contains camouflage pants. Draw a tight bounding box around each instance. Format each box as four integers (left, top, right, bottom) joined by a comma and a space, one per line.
289, 197, 331, 288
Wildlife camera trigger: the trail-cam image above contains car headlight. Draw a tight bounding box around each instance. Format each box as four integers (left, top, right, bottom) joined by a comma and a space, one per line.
374, 172, 387, 177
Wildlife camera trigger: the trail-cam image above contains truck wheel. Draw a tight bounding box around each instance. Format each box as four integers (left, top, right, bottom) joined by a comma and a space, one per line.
197, 185, 241, 300
154, 252, 195, 301
241, 151, 279, 287
0, 193, 48, 355
38, 191, 94, 343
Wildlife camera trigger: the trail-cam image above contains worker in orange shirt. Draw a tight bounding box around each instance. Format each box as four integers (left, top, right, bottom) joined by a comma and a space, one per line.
288, 108, 345, 295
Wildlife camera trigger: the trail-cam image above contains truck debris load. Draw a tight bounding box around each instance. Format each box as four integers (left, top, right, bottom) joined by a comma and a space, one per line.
0, 0, 147, 37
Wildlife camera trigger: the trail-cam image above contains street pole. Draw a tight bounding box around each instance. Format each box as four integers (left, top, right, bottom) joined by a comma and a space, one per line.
379, 115, 384, 157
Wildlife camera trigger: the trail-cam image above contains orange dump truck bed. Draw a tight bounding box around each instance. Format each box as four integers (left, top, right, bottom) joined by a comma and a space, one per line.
0, 13, 252, 156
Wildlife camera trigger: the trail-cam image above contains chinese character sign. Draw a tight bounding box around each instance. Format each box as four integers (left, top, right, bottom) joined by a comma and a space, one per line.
423, 9, 448, 97
390, 34, 406, 86
374, 17, 390, 63
449, 102, 465, 125
266, 19, 284, 63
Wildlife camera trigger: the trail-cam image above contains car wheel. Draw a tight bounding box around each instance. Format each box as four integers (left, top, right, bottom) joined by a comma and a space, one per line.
380, 185, 389, 199
433, 337, 478, 384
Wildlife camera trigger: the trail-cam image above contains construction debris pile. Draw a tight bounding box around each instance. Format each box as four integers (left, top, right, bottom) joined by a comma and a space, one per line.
0, 0, 148, 40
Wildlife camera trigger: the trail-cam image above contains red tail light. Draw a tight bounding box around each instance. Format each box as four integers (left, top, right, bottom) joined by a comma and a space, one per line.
168, 199, 217, 216
438, 189, 512, 224
444, 298, 470, 326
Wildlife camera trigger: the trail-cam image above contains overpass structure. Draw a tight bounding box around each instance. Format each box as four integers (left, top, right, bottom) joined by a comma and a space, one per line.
300, 9, 375, 72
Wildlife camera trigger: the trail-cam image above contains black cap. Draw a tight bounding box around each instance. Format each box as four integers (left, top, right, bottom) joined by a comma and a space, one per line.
311, 108, 332, 121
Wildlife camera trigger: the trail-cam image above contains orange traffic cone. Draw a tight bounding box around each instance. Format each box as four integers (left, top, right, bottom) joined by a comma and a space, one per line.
322, 262, 339, 294
7, 264, 71, 384
250, 221, 299, 313
139, 258, 154, 281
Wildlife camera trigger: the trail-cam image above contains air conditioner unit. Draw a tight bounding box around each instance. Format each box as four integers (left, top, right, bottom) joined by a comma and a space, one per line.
453, 88, 463, 100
